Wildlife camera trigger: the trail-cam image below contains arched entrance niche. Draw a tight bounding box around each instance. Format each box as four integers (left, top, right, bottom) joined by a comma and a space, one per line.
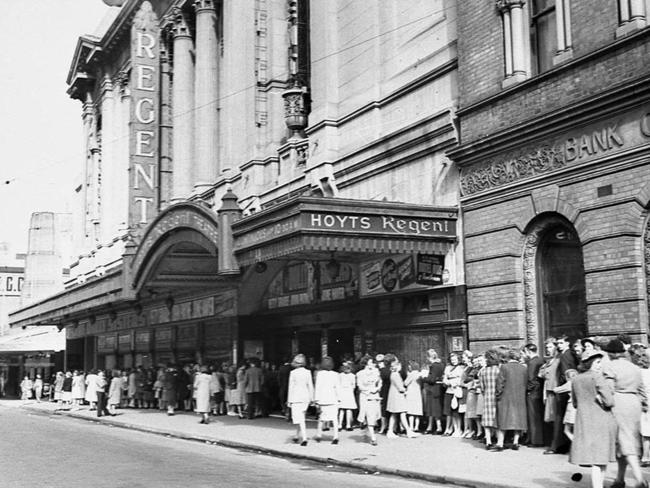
523, 213, 587, 346
130, 202, 222, 295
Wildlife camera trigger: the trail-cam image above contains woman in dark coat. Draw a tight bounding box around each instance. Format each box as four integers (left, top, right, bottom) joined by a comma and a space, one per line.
494, 348, 528, 451
162, 365, 179, 415
422, 349, 445, 434
570, 349, 616, 488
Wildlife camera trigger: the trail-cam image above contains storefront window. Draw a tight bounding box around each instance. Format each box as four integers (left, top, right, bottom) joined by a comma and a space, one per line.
537, 225, 587, 340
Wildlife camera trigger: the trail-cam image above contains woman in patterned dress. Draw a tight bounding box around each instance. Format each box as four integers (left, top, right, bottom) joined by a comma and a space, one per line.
479, 348, 501, 449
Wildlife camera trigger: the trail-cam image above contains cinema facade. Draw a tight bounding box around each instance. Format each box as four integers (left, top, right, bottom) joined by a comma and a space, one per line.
9, 0, 466, 370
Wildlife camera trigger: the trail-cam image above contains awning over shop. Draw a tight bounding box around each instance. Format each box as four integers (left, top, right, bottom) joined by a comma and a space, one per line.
232, 196, 457, 266
0, 326, 65, 353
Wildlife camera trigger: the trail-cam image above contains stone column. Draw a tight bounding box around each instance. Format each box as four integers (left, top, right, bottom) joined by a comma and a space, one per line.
509, 1, 526, 76
99, 74, 115, 244
193, 0, 219, 192
555, 0, 566, 52
171, 9, 195, 202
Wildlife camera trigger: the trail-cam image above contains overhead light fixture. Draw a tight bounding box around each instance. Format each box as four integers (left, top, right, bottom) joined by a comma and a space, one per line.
255, 262, 267, 273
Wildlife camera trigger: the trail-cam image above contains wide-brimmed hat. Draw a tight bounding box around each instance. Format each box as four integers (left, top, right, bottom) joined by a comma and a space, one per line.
581, 349, 603, 362
602, 339, 626, 353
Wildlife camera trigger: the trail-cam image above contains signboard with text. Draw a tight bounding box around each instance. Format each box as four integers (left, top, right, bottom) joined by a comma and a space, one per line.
360, 254, 446, 297
129, 1, 159, 230
0, 271, 24, 297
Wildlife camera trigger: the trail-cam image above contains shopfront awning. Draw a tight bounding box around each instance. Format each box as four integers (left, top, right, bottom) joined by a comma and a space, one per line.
232, 196, 457, 266
0, 326, 65, 353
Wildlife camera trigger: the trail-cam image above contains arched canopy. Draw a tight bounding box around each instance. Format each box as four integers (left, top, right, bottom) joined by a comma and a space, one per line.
130, 202, 223, 294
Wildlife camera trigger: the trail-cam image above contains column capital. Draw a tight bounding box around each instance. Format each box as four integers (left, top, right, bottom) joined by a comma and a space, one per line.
194, 0, 216, 14
100, 74, 114, 99
171, 8, 192, 39
496, 0, 525, 12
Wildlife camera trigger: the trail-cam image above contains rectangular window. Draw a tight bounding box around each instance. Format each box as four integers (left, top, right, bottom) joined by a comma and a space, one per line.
531, 0, 557, 74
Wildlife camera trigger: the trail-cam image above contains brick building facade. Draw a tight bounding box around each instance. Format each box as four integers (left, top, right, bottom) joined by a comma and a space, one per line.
449, 0, 650, 349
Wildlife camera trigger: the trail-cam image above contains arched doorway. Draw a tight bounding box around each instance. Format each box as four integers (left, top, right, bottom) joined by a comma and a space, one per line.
537, 224, 586, 340
523, 215, 587, 345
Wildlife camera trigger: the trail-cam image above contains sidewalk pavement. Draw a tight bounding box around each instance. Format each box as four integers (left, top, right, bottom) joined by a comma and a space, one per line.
1, 399, 642, 488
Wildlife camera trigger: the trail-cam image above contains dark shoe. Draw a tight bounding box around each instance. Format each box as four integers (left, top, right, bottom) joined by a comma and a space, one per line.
492, 445, 504, 452
485, 444, 493, 450
511, 444, 519, 451
370, 440, 377, 446
346, 427, 353, 432
199, 419, 205, 424
642, 461, 650, 468
331, 439, 339, 445
543, 449, 557, 455
300, 440, 308, 447
610, 481, 625, 488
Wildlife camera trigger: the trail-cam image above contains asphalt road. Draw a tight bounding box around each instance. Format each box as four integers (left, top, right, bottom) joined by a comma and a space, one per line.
0, 407, 445, 488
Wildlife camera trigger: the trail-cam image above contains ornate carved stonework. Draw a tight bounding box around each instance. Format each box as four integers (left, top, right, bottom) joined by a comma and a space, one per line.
133, 1, 157, 31
522, 215, 573, 345
171, 8, 191, 39
496, 0, 526, 12
282, 87, 309, 133
194, 0, 216, 12
460, 143, 566, 196
643, 218, 650, 320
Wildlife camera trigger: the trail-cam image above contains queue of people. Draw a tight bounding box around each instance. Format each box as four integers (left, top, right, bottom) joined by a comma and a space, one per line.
15, 335, 650, 488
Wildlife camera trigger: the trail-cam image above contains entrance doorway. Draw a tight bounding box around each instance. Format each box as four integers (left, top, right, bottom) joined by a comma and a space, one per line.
537, 224, 587, 341
297, 330, 321, 365
328, 327, 355, 367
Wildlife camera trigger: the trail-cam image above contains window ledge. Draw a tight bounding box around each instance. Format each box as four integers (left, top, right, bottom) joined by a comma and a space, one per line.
616, 18, 647, 39
552, 48, 574, 66
501, 72, 528, 89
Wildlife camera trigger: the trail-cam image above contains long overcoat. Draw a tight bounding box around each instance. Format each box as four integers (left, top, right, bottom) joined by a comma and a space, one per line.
193, 373, 212, 413
496, 361, 527, 430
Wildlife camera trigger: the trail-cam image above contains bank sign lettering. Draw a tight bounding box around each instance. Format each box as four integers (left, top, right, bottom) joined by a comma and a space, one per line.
306, 212, 455, 238
129, 1, 159, 228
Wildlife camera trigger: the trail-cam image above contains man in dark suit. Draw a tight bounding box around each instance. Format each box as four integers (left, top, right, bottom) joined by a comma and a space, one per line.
544, 335, 577, 454
244, 358, 264, 419
523, 343, 545, 446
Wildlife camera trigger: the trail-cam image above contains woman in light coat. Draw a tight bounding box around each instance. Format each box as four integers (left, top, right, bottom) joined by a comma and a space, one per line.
405, 360, 423, 432
107, 370, 122, 415
314, 356, 340, 444
71, 370, 85, 409
20, 375, 33, 401
194, 366, 213, 424
85, 370, 98, 410
287, 354, 314, 446
386, 359, 416, 438
356, 355, 382, 445
33, 375, 43, 402
338, 362, 357, 431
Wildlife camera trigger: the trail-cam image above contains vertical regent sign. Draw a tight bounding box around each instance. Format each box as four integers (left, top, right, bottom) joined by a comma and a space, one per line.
129, 1, 159, 228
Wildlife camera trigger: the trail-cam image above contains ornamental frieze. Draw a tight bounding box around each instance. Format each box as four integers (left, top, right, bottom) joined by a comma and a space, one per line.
460, 105, 650, 196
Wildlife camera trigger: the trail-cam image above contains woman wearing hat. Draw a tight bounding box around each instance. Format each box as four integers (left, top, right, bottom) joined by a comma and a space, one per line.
570, 349, 616, 488
604, 339, 648, 488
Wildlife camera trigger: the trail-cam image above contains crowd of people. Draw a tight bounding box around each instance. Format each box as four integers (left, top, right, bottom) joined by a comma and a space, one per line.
16, 334, 650, 488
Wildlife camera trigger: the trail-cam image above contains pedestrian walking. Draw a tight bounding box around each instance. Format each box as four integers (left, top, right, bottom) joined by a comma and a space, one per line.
356, 355, 382, 446
314, 356, 340, 444
194, 366, 213, 424
604, 339, 648, 488
33, 374, 43, 402
95, 371, 110, 417
20, 375, 32, 401
338, 362, 357, 431
570, 349, 616, 488
287, 354, 314, 446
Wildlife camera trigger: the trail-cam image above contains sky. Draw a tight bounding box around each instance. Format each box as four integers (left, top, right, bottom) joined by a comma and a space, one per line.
0, 1, 112, 257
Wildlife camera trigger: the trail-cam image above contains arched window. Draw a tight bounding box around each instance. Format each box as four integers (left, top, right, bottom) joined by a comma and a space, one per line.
537, 224, 586, 340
